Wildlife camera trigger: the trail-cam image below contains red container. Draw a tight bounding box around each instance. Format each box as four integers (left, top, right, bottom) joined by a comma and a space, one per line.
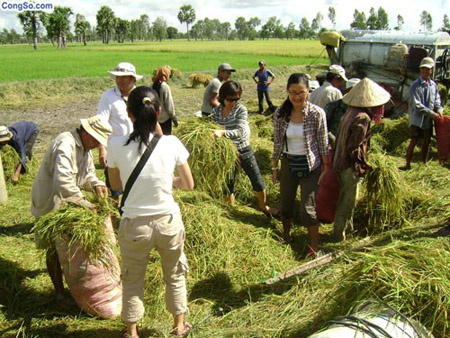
316, 153, 340, 223
434, 116, 450, 163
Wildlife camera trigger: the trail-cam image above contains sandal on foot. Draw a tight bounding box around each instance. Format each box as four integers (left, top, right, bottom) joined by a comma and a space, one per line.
262, 207, 280, 219
306, 248, 317, 258
170, 322, 192, 336
121, 328, 139, 338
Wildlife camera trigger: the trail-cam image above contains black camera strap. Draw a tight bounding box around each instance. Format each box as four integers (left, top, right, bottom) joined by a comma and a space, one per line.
119, 134, 161, 216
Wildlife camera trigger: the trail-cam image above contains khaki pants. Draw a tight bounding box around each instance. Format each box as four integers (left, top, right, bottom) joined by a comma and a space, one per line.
119, 213, 189, 323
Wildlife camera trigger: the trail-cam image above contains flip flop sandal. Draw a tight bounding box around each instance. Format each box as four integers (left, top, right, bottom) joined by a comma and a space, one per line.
121, 328, 139, 338
170, 322, 192, 336
262, 207, 280, 219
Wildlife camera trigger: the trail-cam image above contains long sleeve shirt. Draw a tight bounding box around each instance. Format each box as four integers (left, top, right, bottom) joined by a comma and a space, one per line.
31, 130, 105, 219
309, 81, 342, 109
333, 108, 371, 177
96, 87, 133, 138
8, 121, 38, 172
158, 81, 176, 124
272, 102, 329, 171
211, 103, 250, 151
409, 76, 443, 129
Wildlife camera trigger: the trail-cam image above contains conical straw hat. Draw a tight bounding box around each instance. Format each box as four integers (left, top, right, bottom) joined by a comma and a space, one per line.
342, 78, 390, 107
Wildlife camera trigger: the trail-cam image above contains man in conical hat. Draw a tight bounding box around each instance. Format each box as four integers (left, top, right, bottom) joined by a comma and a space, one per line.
332, 78, 390, 241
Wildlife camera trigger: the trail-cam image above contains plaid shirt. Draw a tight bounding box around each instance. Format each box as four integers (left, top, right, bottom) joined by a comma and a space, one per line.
272, 102, 329, 171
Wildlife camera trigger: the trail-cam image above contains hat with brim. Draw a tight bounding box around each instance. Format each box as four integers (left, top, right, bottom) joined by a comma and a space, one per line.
419, 57, 434, 69
342, 78, 391, 108
0, 126, 13, 142
80, 116, 113, 147
329, 64, 348, 81
108, 62, 143, 81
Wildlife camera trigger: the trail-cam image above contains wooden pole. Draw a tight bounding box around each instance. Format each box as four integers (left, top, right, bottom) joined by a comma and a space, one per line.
265, 252, 343, 285
0, 153, 7, 203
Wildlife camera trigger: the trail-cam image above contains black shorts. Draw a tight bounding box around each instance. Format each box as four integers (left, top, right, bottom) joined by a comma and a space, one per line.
410, 125, 432, 141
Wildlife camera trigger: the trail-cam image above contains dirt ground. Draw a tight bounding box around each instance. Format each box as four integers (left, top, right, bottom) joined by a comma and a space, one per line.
0, 74, 292, 157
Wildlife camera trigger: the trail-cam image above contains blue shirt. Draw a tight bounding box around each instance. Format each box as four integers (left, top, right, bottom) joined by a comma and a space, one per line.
254, 68, 275, 92
8, 121, 38, 172
409, 76, 443, 129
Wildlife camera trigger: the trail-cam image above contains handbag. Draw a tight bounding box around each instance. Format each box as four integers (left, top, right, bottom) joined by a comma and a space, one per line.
285, 154, 310, 178
119, 134, 161, 216
284, 132, 310, 179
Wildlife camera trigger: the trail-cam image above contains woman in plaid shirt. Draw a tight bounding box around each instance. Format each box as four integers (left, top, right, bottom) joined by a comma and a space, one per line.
213, 80, 279, 217
272, 73, 329, 253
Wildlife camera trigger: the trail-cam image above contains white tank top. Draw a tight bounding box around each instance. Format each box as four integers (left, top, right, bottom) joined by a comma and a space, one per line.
285, 122, 307, 155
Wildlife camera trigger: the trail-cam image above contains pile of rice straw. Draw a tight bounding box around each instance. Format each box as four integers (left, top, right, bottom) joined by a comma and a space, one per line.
176, 119, 238, 198
33, 195, 118, 265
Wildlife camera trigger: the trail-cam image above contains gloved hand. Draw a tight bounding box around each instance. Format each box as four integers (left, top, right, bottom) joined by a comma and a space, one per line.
172, 116, 179, 127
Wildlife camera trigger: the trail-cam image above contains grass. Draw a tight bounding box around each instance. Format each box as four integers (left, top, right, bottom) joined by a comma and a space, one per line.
0, 63, 449, 337
0, 40, 327, 83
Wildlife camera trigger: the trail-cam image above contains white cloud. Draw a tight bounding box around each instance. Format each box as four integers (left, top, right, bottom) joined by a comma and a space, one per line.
0, 0, 448, 33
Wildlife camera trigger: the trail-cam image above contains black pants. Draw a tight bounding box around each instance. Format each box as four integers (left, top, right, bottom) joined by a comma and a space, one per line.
257, 90, 273, 114
160, 119, 172, 135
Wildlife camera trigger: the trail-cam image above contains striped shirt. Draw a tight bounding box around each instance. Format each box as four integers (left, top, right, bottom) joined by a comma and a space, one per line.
273, 102, 329, 171
212, 103, 250, 151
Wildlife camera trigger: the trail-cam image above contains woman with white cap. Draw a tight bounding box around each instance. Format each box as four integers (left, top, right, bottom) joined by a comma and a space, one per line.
107, 86, 194, 337
332, 78, 391, 241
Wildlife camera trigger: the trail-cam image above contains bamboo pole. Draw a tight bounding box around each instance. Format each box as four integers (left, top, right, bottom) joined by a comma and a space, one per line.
0, 153, 7, 203
265, 252, 343, 285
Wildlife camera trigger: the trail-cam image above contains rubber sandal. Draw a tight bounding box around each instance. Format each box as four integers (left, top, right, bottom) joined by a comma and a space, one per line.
121, 328, 139, 338
170, 322, 192, 336
306, 248, 317, 258
262, 207, 280, 219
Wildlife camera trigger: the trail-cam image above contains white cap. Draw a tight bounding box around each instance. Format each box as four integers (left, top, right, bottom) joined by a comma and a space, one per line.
329, 64, 348, 81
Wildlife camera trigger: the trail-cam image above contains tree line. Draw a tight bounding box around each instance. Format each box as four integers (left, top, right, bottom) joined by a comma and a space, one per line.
2, 4, 450, 49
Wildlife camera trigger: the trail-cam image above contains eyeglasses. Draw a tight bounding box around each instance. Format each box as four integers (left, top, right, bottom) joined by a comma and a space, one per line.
288, 90, 308, 97
226, 97, 241, 102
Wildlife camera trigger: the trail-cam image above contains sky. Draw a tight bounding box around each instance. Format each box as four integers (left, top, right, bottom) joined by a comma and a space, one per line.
0, 0, 448, 34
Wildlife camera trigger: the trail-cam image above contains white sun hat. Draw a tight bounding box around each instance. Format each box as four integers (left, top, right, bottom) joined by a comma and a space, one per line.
108, 62, 143, 81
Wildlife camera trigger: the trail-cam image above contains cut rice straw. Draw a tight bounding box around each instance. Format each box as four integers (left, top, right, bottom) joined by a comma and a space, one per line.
32, 195, 118, 266
176, 119, 238, 198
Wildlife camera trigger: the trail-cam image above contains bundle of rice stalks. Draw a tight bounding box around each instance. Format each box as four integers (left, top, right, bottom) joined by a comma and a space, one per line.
188, 73, 213, 88
0, 145, 19, 182
32, 196, 118, 265
371, 115, 410, 153
175, 119, 238, 198
358, 151, 405, 230
331, 239, 449, 337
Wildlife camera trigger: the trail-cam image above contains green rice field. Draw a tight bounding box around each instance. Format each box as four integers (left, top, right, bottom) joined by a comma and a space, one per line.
0, 40, 326, 82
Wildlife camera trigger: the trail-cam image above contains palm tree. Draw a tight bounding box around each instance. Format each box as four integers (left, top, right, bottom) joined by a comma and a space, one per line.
75, 14, 90, 46
177, 4, 196, 41
18, 11, 43, 50
96, 6, 115, 44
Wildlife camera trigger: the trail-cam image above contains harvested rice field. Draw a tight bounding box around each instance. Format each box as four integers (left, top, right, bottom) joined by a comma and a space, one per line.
0, 65, 449, 338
